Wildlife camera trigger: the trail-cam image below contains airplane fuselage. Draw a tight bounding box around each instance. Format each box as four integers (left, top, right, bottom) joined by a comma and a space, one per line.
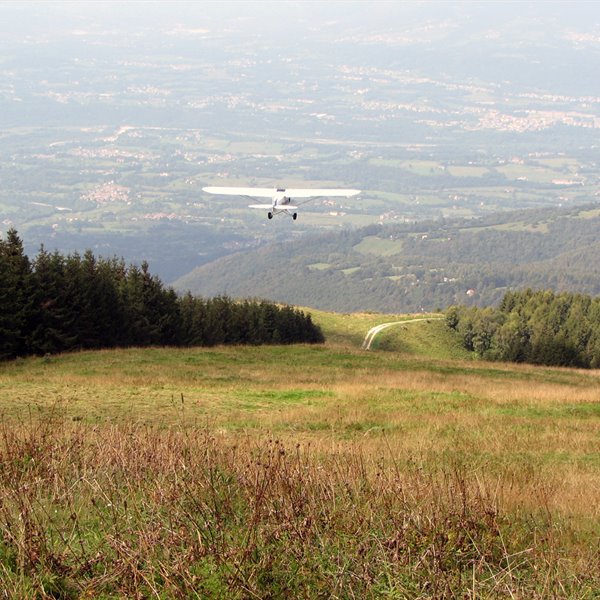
273, 190, 292, 207
268, 189, 297, 218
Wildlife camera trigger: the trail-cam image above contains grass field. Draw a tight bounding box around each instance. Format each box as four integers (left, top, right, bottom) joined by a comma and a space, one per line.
446, 165, 490, 178
1, 312, 599, 598
353, 236, 404, 257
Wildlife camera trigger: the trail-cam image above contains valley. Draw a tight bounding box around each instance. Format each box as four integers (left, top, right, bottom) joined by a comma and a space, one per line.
2, 3, 600, 285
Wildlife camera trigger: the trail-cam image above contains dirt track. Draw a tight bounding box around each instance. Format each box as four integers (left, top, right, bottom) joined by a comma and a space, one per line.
362, 317, 444, 350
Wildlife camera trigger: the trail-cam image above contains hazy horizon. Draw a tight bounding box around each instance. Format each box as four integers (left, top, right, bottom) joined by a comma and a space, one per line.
2, 0, 600, 285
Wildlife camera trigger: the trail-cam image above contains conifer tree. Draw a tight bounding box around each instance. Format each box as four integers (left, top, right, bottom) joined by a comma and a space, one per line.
29, 248, 78, 354
0, 245, 19, 359
1, 229, 325, 360
0, 229, 32, 358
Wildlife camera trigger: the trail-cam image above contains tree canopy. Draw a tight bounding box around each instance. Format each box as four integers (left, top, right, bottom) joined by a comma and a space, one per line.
0, 229, 323, 360
446, 289, 600, 368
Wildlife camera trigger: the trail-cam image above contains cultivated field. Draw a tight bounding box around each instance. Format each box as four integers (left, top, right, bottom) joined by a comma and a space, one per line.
0, 314, 599, 598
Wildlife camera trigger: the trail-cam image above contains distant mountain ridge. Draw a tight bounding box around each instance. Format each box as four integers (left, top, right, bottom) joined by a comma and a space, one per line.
174, 204, 600, 313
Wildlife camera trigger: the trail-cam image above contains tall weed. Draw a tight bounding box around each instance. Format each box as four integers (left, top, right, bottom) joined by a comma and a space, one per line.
0, 418, 597, 598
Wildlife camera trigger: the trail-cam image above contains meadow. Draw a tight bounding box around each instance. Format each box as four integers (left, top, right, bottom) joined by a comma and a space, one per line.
0, 313, 599, 598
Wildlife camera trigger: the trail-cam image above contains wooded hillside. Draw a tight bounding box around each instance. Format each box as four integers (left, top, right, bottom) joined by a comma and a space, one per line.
174, 205, 600, 313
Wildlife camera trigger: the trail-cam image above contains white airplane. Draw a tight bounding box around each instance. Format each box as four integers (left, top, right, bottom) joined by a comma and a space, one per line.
202, 186, 360, 220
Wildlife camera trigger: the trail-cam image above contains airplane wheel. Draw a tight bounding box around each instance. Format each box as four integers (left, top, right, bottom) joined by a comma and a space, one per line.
293, 213, 297, 220
268, 212, 273, 219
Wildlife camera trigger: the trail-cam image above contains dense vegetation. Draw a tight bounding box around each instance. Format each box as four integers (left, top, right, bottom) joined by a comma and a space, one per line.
0, 229, 323, 360
175, 204, 600, 313
446, 289, 600, 368
3, 420, 596, 599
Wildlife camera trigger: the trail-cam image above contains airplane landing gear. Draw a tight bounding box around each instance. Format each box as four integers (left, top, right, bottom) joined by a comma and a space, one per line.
268, 212, 273, 219
292, 213, 297, 220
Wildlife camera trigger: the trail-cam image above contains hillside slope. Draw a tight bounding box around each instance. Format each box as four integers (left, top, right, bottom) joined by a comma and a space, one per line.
174, 204, 600, 312
2, 312, 599, 597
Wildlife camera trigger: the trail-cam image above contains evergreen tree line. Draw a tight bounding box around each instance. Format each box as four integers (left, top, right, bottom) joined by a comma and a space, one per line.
0, 229, 324, 360
446, 289, 600, 368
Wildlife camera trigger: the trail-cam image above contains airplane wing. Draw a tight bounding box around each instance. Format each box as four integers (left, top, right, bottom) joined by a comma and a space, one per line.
203, 186, 360, 199
202, 186, 275, 198
284, 188, 361, 198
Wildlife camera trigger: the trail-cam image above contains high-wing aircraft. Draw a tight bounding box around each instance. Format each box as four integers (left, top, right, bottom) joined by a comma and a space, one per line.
202, 186, 360, 220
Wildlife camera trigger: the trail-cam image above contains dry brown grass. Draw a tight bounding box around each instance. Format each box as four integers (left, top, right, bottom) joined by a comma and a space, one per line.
0, 345, 599, 596
0, 419, 598, 598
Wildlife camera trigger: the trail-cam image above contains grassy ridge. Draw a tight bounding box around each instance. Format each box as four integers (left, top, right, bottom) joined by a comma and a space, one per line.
0, 315, 599, 597
367, 318, 475, 359
309, 309, 446, 348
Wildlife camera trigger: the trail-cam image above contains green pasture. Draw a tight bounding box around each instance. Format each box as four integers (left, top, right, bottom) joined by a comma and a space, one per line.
296, 212, 377, 227
1, 312, 599, 597
307, 262, 332, 271
368, 157, 403, 168
465, 220, 551, 234
577, 208, 600, 219
225, 141, 285, 154
353, 235, 404, 256
495, 163, 559, 183
441, 206, 475, 218
0, 313, 598, 472
371, 318, 475, 360
1, 315, 597, 431
446, 165, 489, 178
308, 308, 437, 345
534, 157, 579, 170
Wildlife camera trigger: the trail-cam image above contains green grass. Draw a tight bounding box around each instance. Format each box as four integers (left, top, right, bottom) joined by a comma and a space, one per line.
0, 312, 599, 597
495, 163, 559, 183
465, 220, 551, 234
226, 141, 285, 154
373, 318, 475, 359
401, 160, 445, 176
534, 157, 579, 170
309, 308, 443, 347
368, 158, 404, 168
446, 165, 489, 178
353, 235, 404, 256
307, 262, 332, 271
297, 212, 378, 227
577, 208, 600, 219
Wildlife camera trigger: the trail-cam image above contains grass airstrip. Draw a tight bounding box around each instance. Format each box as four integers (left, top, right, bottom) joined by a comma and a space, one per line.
0, 312, 599, 598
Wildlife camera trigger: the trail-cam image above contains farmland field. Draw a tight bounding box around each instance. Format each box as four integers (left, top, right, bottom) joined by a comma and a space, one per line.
1, 313, 599, 597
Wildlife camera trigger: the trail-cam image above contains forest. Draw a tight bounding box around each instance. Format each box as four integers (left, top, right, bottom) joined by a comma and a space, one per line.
446, 289, 600, 368
0, 229, 324, 361
176, 205, 600, 313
